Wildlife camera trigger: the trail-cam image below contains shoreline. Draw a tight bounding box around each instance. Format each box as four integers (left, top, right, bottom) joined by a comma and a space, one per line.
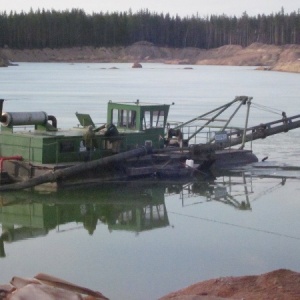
1, 42, 300, 73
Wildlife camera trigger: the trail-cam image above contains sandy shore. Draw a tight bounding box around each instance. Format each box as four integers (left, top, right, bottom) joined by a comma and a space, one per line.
1, 42, 300, 73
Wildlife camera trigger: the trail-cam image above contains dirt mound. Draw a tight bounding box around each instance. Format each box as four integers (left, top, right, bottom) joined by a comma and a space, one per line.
159, 269, 300, 300
195, 43, 281, 66
272, 44, 300, 72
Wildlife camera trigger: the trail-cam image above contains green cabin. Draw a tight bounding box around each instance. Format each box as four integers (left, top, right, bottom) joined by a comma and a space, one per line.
0, 101, 170, 165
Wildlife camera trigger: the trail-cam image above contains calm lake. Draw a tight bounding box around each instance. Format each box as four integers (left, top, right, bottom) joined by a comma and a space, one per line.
0, 63, 300, 300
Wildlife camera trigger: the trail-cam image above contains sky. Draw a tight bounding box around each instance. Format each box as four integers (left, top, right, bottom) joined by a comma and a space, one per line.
0, 0, 299, 17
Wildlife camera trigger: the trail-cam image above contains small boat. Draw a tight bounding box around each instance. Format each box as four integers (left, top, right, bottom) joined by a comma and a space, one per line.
0, 96, 299, 191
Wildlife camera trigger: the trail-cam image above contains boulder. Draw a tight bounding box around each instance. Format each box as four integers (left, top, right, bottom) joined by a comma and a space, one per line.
132, 62, 142, 68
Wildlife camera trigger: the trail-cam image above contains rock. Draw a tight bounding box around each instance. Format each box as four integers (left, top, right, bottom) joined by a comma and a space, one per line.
132, 62, 142, 68
1, 273, 109, 300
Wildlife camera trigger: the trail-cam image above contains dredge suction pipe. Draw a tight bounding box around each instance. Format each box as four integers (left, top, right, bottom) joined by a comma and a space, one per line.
0, 146, 150, 192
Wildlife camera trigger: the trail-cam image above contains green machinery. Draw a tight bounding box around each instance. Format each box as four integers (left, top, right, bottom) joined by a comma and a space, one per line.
0, 99, 170, 164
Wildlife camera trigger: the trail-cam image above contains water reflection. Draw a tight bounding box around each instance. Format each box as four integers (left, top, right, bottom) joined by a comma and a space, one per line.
0, 182, 170, 257
0, 173, 289, 258
177, 173, 286, 211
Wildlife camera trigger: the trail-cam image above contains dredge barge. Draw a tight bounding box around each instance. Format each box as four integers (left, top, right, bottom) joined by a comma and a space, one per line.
0, 96, 299, 191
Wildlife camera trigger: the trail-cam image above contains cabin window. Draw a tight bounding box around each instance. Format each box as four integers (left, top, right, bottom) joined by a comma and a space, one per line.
128, 110, 136, 128
112, 109, 137, 128
153, 110, 164, 128
112, 109, 118, 126
111, 109, 137, 129
119, 110, 126, 127
143, 111, 151, 129
143, 110, 165, 129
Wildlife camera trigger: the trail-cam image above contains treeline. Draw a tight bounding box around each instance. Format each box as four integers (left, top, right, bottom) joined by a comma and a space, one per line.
0, 8, 299, 49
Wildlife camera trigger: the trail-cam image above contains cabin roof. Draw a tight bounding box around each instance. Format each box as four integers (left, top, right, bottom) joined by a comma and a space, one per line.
107, 101, 170, 109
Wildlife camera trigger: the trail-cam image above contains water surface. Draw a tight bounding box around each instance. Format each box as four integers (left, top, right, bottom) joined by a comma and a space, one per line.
0, 63, 299, 300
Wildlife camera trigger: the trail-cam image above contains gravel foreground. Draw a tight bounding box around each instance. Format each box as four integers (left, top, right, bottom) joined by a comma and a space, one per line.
159, 269, 300, 300
1, 269, 299, 299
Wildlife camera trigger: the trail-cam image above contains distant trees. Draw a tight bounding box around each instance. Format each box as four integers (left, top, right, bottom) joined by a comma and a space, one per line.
0, 8, 299, 49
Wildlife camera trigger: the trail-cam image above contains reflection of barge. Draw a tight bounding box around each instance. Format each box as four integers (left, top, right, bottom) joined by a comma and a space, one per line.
0, 96, 299, 191
0, 182, 169, 257
0, 173, 289, 257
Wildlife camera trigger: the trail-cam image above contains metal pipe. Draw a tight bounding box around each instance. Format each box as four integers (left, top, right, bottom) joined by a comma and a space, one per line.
48, 115, 57, 128
1, 111, 48, 127
218, 98, 248, 133
174, 96, 244, 129
187, 101, 237, 141
208, 98, 249, 144
0, 147, 150, 191
240, 99, 252, 149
